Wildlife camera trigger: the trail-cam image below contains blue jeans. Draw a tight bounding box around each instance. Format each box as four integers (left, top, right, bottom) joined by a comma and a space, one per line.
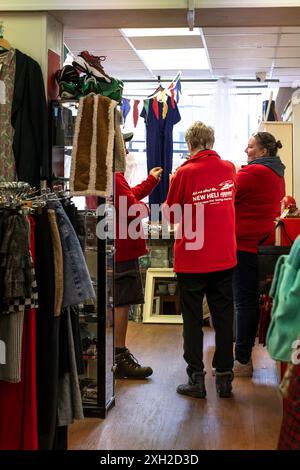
47, 200, 95, 307
233, 251, 260, 364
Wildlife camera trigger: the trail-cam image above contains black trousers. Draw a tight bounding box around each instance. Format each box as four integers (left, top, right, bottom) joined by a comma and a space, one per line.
177, 269, 234, 375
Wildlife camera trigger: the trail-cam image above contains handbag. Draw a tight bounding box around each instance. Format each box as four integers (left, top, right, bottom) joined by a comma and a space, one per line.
257, 220, 292, 296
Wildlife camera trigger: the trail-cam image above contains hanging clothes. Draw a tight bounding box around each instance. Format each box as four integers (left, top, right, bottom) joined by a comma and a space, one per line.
70, 94, 118, 197
0, 48, 16, 181
140, 94, 181, 210
35, 204, 87, 450
0, 49, 49, 186
0, 190, 89, 450
12, 50, 49, 186
278, 359, 300, 450
47, 199, 95, 307
0, 215, 38, 450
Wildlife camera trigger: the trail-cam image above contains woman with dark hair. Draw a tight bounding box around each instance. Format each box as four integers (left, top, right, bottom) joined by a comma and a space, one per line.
233, 131, 286, 377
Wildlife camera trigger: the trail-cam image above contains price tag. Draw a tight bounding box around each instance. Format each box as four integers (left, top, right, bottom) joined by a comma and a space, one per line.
0, 80, 6, 105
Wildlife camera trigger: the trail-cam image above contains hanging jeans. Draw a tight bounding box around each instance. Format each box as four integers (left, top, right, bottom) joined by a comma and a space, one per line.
47, 200, 95, 308
233, 250, 260, 364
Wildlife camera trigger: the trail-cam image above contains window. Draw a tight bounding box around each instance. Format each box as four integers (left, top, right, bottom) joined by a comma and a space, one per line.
122, 85, 279, 189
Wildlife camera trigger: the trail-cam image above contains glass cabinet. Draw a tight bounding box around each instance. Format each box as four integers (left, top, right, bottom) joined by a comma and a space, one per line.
51, 100, 115, 418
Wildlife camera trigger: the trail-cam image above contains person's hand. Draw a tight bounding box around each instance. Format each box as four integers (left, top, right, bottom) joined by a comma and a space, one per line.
149, 167, 163, 181
169, 166, 179, 183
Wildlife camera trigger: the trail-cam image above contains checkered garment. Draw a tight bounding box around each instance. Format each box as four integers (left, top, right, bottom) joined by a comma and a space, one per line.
278, 362, 300, 450
2, 253, 39, 314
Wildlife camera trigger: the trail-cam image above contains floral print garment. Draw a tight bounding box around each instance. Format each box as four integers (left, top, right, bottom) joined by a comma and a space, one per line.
0, 48, 16, 182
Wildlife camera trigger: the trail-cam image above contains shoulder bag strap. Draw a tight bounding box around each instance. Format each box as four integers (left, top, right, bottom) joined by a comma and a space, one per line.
258, 219, 294, 246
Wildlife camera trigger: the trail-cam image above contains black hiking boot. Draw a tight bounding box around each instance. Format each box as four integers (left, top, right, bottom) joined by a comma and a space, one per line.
177, 371, 206, 398
115, 348, 153, 379
215, 371, 234, 398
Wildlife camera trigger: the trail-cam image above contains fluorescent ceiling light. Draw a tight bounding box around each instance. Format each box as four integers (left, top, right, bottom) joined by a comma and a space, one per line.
122, 28, 199, 37
137, 49, 209, 70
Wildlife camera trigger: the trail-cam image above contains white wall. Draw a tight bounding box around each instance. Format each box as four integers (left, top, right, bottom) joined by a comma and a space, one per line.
0, 12, 47, 68
47, 13, 63, 60
0, 12, 63, 85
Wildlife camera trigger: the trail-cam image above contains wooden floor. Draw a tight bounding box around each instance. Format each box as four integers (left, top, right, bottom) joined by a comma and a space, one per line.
69, 322, 282, 450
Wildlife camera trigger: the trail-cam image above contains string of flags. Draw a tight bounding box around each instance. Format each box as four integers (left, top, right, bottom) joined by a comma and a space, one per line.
121, 71, 182, 128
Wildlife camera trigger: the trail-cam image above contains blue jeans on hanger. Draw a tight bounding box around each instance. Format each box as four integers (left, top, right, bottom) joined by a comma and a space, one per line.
233, 250, 260, 364
47, 200, 95, 308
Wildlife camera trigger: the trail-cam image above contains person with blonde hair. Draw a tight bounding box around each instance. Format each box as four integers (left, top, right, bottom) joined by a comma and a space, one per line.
164, 121, 237, 398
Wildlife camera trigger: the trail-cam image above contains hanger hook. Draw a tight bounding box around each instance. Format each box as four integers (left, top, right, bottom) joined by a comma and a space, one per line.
0, 21, 4, 38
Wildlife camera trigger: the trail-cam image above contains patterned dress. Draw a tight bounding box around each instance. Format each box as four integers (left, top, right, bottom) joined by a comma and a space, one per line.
0, 48, 16, 182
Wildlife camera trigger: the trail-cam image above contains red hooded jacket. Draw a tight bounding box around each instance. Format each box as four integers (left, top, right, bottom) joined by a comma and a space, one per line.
235, 162, 285, 253
164, 149, 237, 273
115, 172, 158, 262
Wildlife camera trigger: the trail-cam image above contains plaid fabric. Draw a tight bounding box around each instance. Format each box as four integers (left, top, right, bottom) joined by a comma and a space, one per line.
278, 362, 300, 450
2, 253, 39, 314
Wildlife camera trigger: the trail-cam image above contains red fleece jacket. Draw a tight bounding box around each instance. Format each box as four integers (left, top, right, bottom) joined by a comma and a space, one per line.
115, 172, 158, 262
235, 163, 285, 253
164, 149, 237, 273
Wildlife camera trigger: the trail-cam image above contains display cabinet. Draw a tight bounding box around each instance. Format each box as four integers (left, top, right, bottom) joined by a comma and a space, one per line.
51, 100, 115, 418
142, 230, 210, 323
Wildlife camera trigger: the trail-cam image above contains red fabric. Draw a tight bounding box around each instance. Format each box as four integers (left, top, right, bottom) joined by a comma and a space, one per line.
170, 89, 175, 109
235, 164, 285, 253
258, 294, 272, 345
164, 150, 237, 273
278, 218, 300, 246
85, 196, 98, 210
152, 97, 159, 120
0, 216, 38, 450
278, 363, 300, 450
115, 172, 158, 262
133, 100, 140, 128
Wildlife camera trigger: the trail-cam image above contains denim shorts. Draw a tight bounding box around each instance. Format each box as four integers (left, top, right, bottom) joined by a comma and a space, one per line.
115, 259, 144, 307
47, 200, 95, 307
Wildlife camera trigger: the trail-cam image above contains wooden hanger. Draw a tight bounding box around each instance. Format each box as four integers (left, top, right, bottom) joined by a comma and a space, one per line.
0, 38, 11, 53
148, 76, 164, 99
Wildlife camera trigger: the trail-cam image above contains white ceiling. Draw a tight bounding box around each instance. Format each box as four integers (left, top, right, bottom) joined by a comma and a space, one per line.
64, 25, 300, 93
3, 0, 300, 9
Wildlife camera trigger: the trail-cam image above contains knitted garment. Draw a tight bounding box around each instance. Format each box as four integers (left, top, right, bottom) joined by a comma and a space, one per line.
266, 234, 300, 362
70, 94, 117, 197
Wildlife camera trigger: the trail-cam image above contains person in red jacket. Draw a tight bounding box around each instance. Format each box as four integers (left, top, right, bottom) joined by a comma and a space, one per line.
114, 158, 163, 379
164, 121, 237, 398
233, 132, 285, 377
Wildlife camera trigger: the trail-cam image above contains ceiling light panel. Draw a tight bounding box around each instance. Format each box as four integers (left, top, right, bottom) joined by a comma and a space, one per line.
122, 28, 200, 37
138, 48, 209, 70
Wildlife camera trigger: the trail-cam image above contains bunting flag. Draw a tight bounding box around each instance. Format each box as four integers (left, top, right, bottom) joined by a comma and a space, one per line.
133, 100, 140, 127
122, 72, 181, 126
170, 88, 175, 109
152, 97, 159, 120
121, 98, 131, 126
174, 80, 181, 103
161, 91, 168, 119
143, 99, 150, 118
